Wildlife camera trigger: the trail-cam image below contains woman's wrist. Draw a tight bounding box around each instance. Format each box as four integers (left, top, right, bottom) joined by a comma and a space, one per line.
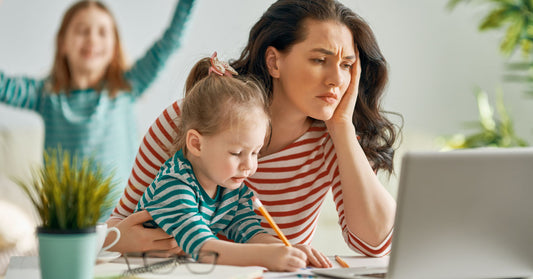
326, 120, 356, 140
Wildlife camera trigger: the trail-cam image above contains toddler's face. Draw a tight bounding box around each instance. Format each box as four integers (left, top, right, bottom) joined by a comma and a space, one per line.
196, 108, 269, 190
62, 6, 116, 78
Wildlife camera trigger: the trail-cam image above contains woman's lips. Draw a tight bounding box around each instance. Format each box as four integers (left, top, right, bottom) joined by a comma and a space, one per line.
317, 93, 338, 104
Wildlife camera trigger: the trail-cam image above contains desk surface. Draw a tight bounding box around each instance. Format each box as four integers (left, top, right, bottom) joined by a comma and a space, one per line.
5, 254, 388, 279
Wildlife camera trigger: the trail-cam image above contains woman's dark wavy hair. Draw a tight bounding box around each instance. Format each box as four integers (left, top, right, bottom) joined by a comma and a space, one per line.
230, 0, 401, 174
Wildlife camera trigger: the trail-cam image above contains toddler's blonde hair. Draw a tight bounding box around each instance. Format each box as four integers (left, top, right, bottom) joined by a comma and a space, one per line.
170, 57, 270, 156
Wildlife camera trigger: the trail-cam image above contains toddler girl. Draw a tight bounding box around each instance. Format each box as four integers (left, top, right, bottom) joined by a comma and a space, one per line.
135, 53, 309, 271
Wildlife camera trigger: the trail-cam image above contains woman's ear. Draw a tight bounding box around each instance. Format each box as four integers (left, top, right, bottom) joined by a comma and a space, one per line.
265, 46, 281, 78
186, 129, 202, 156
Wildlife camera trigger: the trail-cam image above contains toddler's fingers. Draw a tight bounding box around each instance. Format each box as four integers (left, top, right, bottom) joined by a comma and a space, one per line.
311, 250, 332, 268
287, 256, 307, 271
293, 247, 307, 260
306, 251, 321, 268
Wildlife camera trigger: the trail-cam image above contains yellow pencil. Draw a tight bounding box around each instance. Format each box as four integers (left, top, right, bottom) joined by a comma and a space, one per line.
335, 255, 350, 268
251, 196, 292, 247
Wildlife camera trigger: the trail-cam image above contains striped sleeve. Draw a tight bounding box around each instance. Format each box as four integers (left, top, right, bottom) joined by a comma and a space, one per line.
125, 0, 195, 96
0, 72, 43, 110
331, 183, 393, 257
327, 138, 392, 257
110, 100, 181, 220
221, 187, 267, 243
137, 174, 216, 259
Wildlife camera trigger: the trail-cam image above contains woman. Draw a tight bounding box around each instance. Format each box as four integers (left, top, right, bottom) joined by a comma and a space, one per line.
106, 0, 400, 263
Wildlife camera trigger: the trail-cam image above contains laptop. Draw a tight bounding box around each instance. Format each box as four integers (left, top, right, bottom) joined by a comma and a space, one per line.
313, 147, 533, 279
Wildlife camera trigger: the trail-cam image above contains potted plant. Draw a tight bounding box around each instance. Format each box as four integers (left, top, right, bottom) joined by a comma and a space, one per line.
15, 147, 116, 279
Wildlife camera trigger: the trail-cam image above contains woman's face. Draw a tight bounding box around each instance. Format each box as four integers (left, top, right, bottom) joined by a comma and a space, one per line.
273, 19, 356, 120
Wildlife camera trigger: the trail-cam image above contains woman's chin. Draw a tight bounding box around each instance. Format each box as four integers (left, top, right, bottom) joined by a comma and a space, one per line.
308, 110, 335, 122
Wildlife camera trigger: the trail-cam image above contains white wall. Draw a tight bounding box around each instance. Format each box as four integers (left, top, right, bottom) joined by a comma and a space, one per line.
2, 0, 532, 148
1, 0, 532, 255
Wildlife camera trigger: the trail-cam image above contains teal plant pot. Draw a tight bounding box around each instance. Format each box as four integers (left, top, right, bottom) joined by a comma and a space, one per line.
37, 227, 97, 279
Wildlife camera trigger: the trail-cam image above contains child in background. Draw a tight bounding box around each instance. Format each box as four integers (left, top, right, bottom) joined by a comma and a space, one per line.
135, 53, 310, 271
0, 0, 195, 218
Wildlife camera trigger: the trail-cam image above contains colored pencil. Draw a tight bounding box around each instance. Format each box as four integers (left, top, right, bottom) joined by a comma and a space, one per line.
335, 255, 350, 268
251, 196, 291, 246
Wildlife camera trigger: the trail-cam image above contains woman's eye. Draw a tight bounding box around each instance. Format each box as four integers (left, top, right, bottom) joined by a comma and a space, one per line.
342, 63, 353, 69
230, 152, 241, 156
312, 58, 325, 64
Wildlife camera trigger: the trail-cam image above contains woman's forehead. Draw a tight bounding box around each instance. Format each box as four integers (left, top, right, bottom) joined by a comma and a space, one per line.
297, 19, 355, 55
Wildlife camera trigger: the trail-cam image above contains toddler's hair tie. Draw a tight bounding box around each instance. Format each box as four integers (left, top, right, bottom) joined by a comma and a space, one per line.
209, 51, 238, 77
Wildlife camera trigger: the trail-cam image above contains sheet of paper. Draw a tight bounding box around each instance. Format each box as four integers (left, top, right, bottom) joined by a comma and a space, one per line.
5, 255, 389, 279
94, 262, 265, 279
6, 256, 264, 279
261, 267, 316, 278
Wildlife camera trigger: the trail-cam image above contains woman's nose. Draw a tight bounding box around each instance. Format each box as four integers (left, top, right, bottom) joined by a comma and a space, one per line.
325, 64, 344, 87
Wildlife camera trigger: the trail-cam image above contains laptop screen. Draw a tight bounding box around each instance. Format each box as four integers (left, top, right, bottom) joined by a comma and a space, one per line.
388, 148, 533, 279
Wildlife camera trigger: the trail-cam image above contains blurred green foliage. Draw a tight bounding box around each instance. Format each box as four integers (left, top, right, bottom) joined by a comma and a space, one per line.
439, 88, 528, 149
448, 0, 533, 95
448, 0, 533, 57
442, 0, 530, 149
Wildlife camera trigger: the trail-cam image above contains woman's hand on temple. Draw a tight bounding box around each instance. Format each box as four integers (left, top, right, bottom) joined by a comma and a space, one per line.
325, 47, 361, 132
105, 210, 181, 253
293, 244, 332, 268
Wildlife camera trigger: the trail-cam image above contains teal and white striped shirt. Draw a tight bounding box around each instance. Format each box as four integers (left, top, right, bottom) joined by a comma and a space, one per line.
0, 0, 195, 216
136, 150, 267, 258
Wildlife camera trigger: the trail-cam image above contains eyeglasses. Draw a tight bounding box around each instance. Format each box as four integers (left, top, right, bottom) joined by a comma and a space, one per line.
122, 250, 218, 276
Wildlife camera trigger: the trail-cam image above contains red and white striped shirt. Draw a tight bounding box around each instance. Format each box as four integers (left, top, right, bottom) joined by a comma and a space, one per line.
110, 100, 392, 257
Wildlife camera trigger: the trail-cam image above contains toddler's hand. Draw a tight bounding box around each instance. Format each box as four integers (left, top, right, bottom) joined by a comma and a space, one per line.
263, 244, 307, 272
294, 244, 332, 268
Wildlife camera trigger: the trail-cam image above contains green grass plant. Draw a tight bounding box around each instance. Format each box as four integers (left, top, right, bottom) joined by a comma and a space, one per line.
16, 147, 116, 230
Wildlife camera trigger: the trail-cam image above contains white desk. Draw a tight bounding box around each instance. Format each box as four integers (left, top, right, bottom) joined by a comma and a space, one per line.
5, 255, 388, 279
